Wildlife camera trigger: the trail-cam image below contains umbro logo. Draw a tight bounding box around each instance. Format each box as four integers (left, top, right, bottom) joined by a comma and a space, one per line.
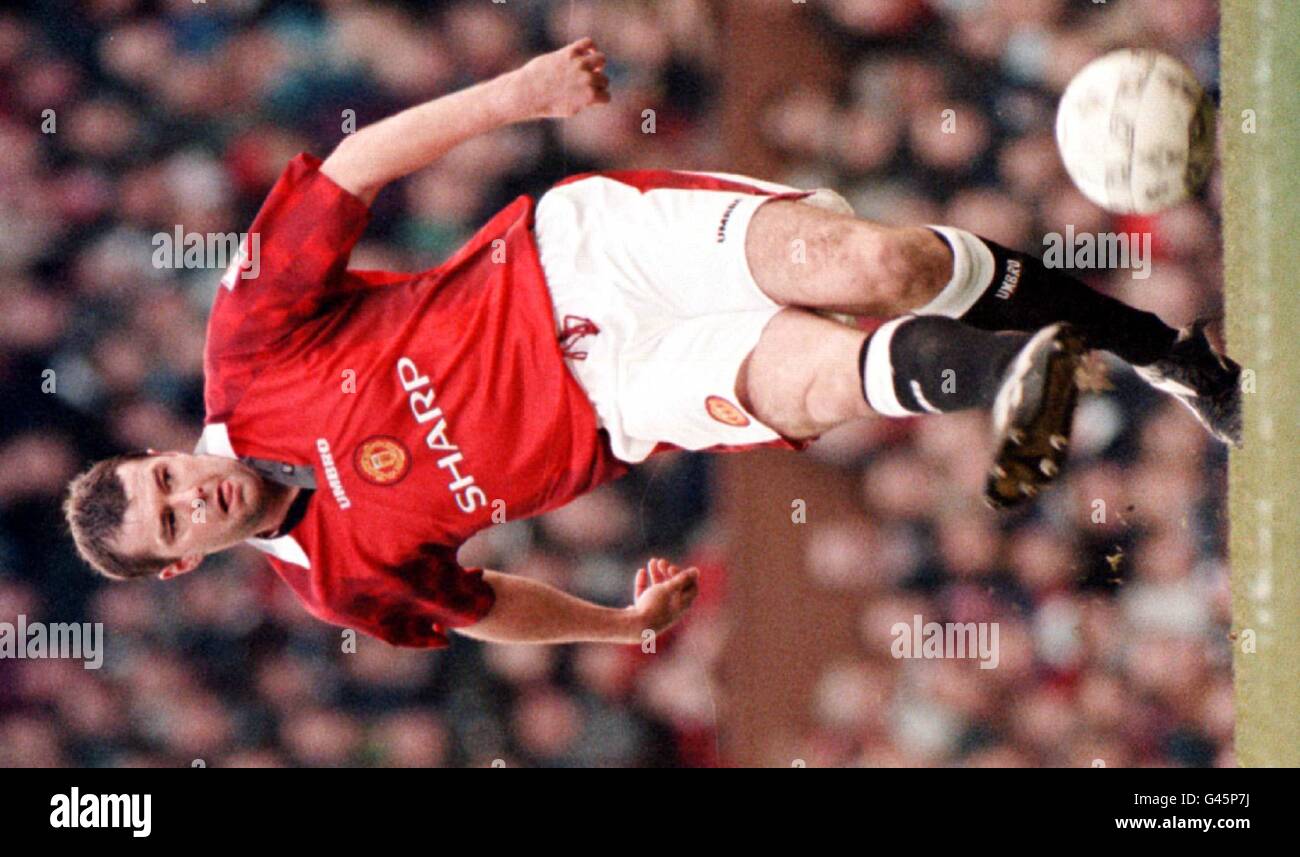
995, 259, 1023, 300
316, 438, 352, 509
716, 198, 741, 244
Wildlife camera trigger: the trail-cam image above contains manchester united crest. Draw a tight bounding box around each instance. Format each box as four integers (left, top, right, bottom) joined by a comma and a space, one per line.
353, 435, 411, 485
705, 395, 750, 427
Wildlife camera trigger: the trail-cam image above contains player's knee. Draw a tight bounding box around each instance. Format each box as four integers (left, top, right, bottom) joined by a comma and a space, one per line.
865, 227, 951, 313
759, 371, 843, 435
802, 334, 868, 427
803, 374, 857, 427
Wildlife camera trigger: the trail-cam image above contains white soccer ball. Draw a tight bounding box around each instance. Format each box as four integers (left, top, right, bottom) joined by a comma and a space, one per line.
1055, 49, 1216, 214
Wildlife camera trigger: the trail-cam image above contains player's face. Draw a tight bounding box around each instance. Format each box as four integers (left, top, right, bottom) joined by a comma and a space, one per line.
112, 452, 273, 576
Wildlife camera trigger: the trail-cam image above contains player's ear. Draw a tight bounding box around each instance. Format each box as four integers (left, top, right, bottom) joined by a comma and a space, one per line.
158, 554, 203, 580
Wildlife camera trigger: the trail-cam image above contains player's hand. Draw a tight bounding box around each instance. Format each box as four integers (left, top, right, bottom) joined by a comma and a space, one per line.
513, 37, 610, 119
629, 557, 699, 638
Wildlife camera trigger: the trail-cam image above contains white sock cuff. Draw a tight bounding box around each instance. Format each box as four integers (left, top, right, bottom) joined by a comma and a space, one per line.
915, 225, 996, 319
863, 317, 919, 418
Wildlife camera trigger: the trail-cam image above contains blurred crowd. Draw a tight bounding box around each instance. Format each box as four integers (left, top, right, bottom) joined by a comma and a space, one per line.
0, 0, 1230, 767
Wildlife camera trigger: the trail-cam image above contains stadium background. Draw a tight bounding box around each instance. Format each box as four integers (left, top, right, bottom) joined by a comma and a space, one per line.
0, 0, 1232, 767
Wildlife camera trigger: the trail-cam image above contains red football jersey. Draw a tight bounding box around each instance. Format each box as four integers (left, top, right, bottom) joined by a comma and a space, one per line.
198, 153, 631, 648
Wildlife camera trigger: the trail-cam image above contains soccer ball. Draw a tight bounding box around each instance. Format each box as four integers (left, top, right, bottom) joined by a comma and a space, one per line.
1055, 49, 1217, 214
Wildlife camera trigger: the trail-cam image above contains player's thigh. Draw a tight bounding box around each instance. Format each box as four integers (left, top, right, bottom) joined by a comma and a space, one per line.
745, 200, 950, 316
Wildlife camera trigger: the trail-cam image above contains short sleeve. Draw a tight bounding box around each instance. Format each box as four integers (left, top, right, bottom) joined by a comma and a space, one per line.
335, 550, 497, 649
206, 153, 371, 361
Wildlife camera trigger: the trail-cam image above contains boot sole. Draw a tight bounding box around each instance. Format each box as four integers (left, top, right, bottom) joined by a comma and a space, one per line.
985, 324, 1087, 510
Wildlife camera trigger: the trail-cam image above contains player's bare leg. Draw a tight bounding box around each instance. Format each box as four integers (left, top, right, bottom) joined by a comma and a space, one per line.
745, 203, 1240, 445
745, 201, 952, 317
736, 307, 1087, 508
734, 308, 874, 439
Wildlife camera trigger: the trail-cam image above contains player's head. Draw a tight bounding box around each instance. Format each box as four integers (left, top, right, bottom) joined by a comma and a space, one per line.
63, 450, 279, 581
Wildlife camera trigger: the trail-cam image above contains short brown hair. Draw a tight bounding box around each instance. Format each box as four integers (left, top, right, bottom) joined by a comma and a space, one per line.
63, 451, 170, 581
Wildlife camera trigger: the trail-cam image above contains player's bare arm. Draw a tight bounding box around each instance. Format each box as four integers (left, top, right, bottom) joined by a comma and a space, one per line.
457, 559, 698, 645
321, 37, 609, 204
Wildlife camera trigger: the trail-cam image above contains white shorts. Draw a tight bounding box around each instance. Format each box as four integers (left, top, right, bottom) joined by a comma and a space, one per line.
534, 170, 854, 463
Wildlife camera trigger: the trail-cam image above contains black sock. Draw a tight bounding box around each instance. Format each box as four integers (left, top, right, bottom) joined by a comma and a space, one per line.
925, 228, 1177, 366
859, 316, 1029, 416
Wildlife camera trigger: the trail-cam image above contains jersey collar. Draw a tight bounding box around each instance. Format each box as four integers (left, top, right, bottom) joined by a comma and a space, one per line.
194, 423, 312, 570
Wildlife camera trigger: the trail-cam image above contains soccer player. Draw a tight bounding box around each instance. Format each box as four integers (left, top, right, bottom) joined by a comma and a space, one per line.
63, 39, 1240, 648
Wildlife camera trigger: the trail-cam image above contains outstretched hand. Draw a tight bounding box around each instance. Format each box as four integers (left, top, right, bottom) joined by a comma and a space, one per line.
514, 37, 611, 119
630, 557, 700, 637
